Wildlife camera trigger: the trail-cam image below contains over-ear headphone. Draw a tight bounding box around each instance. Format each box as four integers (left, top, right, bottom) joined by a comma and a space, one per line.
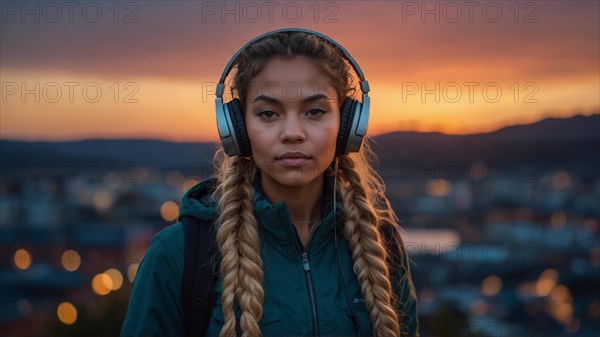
215, 28, 370, 157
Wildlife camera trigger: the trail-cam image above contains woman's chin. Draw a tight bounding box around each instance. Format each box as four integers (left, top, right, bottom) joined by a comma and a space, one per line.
266, 167, 325, 188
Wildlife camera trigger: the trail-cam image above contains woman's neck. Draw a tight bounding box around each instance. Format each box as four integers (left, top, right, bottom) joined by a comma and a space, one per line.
259, 174, 324, 233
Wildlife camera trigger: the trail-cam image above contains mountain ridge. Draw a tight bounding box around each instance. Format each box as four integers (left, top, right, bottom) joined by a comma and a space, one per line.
1, 114, 598, 175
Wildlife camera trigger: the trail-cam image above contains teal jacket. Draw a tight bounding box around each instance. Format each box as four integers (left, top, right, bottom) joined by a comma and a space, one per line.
121, 175, 419, 337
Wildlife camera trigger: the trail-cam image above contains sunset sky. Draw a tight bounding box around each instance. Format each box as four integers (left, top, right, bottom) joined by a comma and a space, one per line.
1, 0, 598, 142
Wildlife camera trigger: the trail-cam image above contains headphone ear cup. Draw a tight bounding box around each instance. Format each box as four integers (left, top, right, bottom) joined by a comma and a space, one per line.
336, 97, 358, 156
225, 98, 252, 157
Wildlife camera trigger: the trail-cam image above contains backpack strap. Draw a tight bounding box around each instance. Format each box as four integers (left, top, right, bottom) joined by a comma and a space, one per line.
182, 216, 218, 337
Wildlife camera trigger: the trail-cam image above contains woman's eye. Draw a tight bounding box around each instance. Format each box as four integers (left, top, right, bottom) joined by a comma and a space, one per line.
307, 108, 326, 117
258, 110, 278, 119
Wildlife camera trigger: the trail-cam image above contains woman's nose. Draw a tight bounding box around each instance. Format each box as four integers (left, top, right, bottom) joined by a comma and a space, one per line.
280, 115, 305, 143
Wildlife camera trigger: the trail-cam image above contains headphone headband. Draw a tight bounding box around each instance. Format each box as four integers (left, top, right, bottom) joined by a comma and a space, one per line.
215, 28, 370, 98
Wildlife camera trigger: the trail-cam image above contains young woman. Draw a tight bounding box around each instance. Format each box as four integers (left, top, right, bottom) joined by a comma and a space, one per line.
121, 29, 419, 337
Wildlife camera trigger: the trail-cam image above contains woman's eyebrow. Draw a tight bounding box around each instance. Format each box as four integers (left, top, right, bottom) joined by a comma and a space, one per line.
251, 93, 330, 104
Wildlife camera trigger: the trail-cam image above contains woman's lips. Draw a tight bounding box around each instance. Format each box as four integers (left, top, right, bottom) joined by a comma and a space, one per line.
275, 157, 311, 167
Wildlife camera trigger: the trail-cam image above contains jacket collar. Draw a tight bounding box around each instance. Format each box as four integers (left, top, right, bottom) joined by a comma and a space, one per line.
178, 172, 345, 257
251, 172, 345, 257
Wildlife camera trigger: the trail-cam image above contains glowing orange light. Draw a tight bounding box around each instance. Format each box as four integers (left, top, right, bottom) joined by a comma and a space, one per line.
552, 171, 570, 190
470, 299, 487, 316
551, 302, 573, 324
535, 269, 559, 297
93, 189, 114, 211
91, 273, 113, 295
550, 211, 567, 229
61, 250, 81, 272
14, 248, 32, 270
481, 275, 503, 296
57, 302, 77, 325
550, 284, 571, 303
426, 179, 451, 197
104, 268, 124, 291
160, 201, 179, 222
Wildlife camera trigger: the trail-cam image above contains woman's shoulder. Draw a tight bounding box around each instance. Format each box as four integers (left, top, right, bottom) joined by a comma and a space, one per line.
142, 222, 186, 270
121, 222, 187, 337
152, 221, 185, 245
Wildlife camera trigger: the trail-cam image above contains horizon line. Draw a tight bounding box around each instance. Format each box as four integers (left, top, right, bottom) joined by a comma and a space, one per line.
1, 112, 598, 144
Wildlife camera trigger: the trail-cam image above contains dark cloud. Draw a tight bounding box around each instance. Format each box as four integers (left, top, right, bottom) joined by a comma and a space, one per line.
1, 1, 598, 83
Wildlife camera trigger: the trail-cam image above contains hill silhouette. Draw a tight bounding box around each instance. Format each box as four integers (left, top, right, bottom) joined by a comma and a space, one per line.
373, 114, 599, 175
1, 114, 598, 177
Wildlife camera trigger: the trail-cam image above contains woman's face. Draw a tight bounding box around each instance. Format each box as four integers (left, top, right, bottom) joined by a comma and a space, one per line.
244, 56, 340, 188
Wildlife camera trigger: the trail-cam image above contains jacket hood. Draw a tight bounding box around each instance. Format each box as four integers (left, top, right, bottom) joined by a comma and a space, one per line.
177, 177, 219, 222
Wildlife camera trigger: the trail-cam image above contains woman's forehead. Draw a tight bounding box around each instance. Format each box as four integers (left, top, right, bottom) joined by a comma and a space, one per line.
246, 57, 338, 101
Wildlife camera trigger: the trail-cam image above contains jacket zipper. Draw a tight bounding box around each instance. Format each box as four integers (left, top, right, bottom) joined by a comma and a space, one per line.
302, 251, 319, 336
293, 222, 321, 336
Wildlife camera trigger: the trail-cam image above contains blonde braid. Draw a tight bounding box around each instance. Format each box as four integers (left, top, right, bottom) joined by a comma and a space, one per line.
236, 170, 264, 337
213, 148, 264, 337
337, 154, 401, 337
